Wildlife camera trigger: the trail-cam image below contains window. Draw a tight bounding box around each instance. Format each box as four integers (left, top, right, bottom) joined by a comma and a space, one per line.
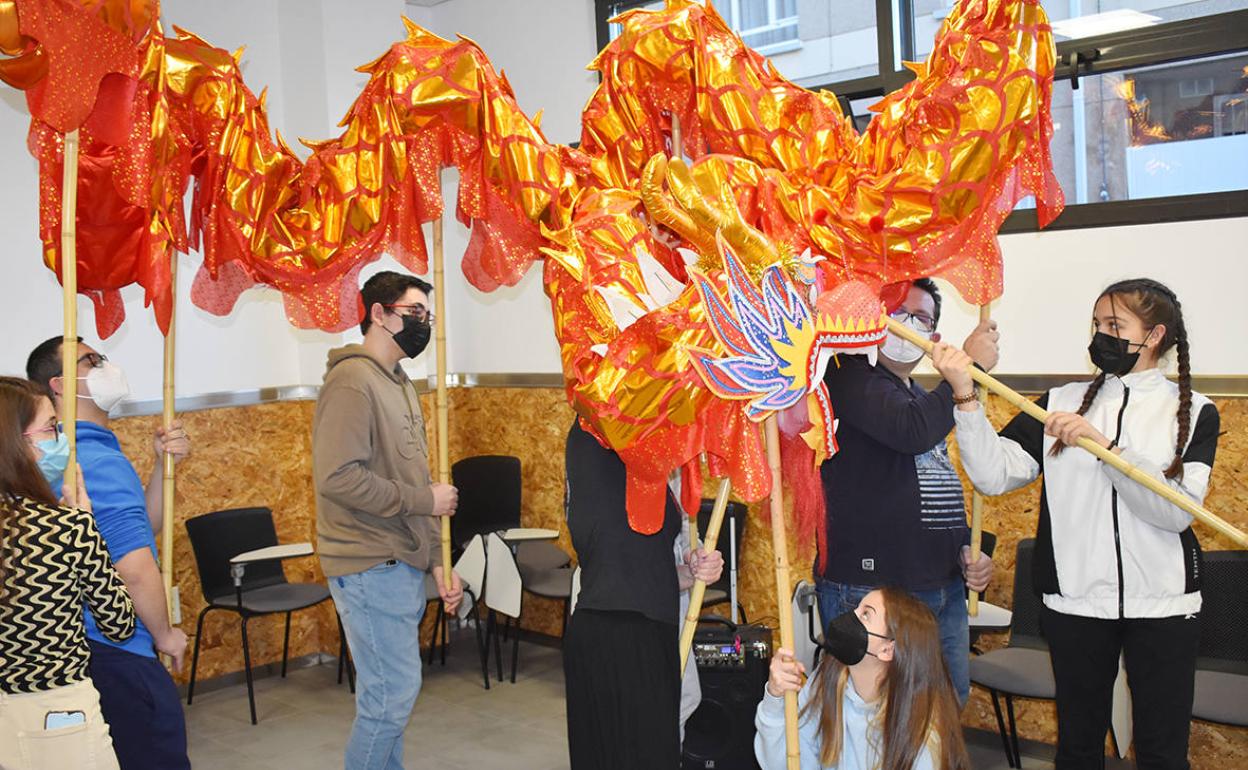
596, 1, 1248, 229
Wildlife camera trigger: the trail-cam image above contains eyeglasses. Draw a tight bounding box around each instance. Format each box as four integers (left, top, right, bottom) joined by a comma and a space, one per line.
77, 352, 108, 369
890, 310, 936, 334
383, 303, 435, 325
22, 422, 62, 441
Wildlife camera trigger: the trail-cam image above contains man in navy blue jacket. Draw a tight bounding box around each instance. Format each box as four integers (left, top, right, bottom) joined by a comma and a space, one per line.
815, 278, 996, 705
28, 336, 191, 770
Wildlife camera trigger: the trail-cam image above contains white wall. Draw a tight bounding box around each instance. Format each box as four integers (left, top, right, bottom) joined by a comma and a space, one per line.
0, 0, 1242, 411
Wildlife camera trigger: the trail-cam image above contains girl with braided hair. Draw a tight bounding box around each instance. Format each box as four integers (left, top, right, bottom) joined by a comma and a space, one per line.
931, 278, 1219, 769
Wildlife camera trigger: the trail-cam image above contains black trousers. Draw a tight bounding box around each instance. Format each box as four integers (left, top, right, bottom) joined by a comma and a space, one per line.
564, 608, 680, 770
87, 641, 190, 770
1040, 607, 1201, 770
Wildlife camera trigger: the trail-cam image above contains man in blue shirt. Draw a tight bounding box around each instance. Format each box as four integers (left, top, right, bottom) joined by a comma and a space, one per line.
28, 336, 191, 770
814, 279, 996, 705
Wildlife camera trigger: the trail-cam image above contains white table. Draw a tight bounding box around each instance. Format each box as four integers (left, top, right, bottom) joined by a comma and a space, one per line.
499, 527, 559, 542
230, 542, 314, 564
967, 600, 1012, 630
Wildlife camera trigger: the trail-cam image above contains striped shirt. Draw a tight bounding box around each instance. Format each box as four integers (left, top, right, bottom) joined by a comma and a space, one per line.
0, 496, 135, 694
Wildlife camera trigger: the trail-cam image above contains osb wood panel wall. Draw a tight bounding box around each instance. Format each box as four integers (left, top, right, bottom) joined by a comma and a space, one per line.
113, 387, 1246, 766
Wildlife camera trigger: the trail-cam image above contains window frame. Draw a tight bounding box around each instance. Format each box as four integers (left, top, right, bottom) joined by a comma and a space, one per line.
593, 1, 1248, 230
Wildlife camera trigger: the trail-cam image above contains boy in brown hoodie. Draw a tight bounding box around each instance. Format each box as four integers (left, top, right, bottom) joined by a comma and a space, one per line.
313, 271, 461, 770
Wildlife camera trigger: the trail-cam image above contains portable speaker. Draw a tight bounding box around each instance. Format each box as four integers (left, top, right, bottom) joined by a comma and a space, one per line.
681, 622, 772, 770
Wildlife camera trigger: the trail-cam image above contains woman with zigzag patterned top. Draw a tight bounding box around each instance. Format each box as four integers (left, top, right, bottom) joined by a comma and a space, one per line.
0, 376, 135, 770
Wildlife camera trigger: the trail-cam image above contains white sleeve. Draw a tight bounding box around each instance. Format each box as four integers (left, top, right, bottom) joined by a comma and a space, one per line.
754, 676, 823, 770
954, 407, 1041, 495
1102, 402, 1219, 534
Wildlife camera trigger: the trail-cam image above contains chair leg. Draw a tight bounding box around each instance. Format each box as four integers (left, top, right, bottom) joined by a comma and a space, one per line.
510, 616, 520, 684
240, 616, 258, 725
280, 612, 292, 678
186, 606, 212, 705
472, 597, 490, 690
440, 602, 449, 666
492, 612, 504, 682
337, 616, 346, 685
989, 689, 1016, 769
1005, 693, 1022, 769
426, 601, 442, 666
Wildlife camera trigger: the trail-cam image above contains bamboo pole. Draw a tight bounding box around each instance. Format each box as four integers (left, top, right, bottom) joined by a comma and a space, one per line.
60, 130, 80, 484
161, 255, 177, 619
967, 303, 990, 617
886, 317, 1248, 548
764, 416, 800, 770
432, 177, 453, 581
670, 112, 682, 160
678, 477, 731, 672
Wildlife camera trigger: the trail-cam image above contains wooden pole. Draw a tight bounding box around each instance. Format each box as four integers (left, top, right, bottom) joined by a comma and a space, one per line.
764, 416, 800, 770
967, 303, 990, 617
670, 112, 682, 160
678, 477, 731, 672
886, 317, 1248, 548
161, 255, 177, 619
60, 130, 80, 484
432, 176, 453, 580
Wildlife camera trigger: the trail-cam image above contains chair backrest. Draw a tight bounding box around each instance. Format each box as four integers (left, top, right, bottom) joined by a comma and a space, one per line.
1007, 538, 1047, 650
980, 530, 998, 560
185, 507, 286, 602
791, 580, 822, 674
696, 498, 748, 594
451, 455, 522, 546
1196, 550, 1248, 673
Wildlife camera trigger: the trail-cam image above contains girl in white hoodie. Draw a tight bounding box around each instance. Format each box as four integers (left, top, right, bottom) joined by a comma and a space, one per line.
933, 278, 1218, 769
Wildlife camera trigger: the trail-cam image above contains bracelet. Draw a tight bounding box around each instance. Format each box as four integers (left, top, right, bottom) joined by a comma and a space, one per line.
952, 390, 979, 405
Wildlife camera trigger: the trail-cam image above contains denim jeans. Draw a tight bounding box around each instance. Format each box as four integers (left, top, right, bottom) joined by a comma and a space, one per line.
329, 560, 428, 770
815, 577, 970, 705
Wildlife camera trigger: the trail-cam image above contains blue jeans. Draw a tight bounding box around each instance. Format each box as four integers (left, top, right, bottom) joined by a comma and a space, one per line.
330, 560, 428, 770
815, 577, 970, 705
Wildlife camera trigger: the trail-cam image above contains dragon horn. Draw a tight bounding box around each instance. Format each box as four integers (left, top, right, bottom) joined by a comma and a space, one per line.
639, 154, 717, 256
665, 157, 781, 268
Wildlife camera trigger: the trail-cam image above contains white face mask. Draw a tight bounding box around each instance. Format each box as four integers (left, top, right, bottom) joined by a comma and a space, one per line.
78, 361, 131, 414
879, 315, 931, 364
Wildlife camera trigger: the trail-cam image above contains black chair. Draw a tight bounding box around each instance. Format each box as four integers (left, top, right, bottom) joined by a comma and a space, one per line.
452, 455, 570, 575
695, 498, 748, 622
1192, 550, 1248, 727
968, 538, 1053, 769
185, 507, 345, 725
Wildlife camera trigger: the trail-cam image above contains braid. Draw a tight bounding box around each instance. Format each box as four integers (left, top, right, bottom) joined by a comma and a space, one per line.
1165, 305, 1192, 480
1049, 373, 1106, 457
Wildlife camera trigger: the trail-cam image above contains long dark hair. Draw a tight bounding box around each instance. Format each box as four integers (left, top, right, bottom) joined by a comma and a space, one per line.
806, 587, 970, 770
0, 377, 59, 590
1052, 278, 1192, 478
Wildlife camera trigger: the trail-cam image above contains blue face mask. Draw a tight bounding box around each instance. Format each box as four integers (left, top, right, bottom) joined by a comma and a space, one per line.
35, 432, 70, 489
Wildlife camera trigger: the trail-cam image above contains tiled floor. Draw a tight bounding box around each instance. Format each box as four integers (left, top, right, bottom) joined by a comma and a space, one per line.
182, 628, 1094, 770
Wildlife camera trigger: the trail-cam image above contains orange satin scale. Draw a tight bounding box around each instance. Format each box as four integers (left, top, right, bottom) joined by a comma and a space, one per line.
4, 0, 1064, 532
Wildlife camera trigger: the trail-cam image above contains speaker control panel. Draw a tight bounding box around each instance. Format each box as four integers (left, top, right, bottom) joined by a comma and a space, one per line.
691, 624, 772, 671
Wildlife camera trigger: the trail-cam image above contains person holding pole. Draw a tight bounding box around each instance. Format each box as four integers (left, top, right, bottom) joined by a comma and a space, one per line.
935, 277, 1218, 770
811, 278, 996, 706
562, 420, 722, 770
755, 587, 970, 770
313, 270, 462, 770
25, 338, 191, 770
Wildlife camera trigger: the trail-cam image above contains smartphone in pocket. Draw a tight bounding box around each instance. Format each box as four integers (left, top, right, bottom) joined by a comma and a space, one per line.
44, 710, 86, 730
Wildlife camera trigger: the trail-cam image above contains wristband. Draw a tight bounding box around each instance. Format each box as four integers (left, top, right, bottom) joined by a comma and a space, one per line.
952, 390, 979, 405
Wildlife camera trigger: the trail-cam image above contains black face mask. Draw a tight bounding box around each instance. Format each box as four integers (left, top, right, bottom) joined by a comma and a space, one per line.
1088, 331, 1149, 376
821, 609, 892, 666
391, 314, 432, 359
